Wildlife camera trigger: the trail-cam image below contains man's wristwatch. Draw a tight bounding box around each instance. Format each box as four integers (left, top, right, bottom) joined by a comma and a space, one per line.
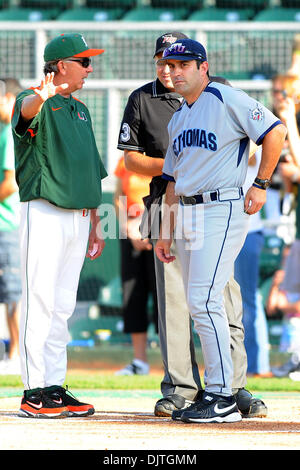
252, 177, 271, 190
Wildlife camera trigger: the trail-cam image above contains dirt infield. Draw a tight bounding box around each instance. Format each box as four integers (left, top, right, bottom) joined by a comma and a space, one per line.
0, 390, 300, 451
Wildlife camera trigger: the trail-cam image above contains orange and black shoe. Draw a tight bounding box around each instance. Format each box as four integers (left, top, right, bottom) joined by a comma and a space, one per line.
45, 385, 95, 417
19, 388, 69, 418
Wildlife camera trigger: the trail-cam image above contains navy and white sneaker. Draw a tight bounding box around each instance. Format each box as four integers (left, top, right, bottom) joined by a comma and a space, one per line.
180, 392, 242, 423
172, 391, 203, 421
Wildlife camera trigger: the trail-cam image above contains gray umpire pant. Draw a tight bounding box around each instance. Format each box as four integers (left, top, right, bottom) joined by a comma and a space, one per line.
152, 237, 248, 400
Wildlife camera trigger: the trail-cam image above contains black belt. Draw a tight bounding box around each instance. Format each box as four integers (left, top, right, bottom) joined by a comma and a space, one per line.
180, 188, 243, 205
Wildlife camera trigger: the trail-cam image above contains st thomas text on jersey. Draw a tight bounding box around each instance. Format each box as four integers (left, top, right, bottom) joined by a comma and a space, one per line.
173, 128, 217, 157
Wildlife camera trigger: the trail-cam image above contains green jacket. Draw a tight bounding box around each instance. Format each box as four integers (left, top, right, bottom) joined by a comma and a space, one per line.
12, 89, 107, 210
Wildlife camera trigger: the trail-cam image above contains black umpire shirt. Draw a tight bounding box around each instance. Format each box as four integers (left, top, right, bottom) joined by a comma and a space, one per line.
117, 78, 183, 202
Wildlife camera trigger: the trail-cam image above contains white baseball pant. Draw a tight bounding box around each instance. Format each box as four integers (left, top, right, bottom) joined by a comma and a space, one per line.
19, 199, 90, 390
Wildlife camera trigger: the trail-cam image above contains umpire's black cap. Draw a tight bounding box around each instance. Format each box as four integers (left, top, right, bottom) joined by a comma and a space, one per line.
153, 31, 188, 58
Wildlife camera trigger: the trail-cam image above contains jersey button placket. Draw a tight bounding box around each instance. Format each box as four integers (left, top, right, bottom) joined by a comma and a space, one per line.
70, 103, 76, 120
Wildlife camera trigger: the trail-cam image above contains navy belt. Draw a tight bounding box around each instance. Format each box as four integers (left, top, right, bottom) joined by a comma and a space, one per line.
180, 191, 218, 205
180, 188, 243, 205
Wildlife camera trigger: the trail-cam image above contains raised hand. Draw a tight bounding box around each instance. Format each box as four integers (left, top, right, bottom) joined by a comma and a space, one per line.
34, 72, 68, 102
21, 72, 69, 121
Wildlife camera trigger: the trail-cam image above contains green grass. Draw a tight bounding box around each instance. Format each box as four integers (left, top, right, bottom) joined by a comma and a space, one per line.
1, 345, 299, 395
0, 373, 299, 393
0, 374, 160, 390
66, 375, 300, 393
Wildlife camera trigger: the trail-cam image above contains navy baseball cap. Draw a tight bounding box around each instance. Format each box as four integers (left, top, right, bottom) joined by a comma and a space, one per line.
153, 31, 188, 58
162, 38, 207, 62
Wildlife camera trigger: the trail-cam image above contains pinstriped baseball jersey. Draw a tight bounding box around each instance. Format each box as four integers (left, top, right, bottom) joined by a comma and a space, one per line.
162, 82, 282, 196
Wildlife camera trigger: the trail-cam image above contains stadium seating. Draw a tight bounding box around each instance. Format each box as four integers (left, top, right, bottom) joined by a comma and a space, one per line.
121, 7, 189, 21
215, 0, 270, 10
0, 7, 59, 20
150, 0, 203, 7
254, 7, 300, 21
281, 0, 300, 7
57, 7, 125, 20
188, 7, 255, 21
84, 0, 135, 9
0, 0, 10, 8
19, 0, 70, 7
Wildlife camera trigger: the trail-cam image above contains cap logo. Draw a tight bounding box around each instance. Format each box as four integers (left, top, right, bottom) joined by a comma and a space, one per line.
162, 35, 178, 44
81, 36, 88, 47
162, 40, 207, 62
167, 43, 186, 53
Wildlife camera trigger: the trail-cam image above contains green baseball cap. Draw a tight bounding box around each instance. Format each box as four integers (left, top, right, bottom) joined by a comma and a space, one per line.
44, 33, 105, 62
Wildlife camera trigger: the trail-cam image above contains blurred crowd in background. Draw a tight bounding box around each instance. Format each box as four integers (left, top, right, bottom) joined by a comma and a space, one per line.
1, 6, 300, 382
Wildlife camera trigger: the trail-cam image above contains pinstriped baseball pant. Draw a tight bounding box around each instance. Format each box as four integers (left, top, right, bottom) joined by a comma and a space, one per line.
153, 194, 249, 399
175, 196, 249, 396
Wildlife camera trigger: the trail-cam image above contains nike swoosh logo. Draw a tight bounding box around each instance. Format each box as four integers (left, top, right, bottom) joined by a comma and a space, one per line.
52, 398, 63, 404
214, 403, 237, 414
27, 401, 43, 409
52, 107, 62, 111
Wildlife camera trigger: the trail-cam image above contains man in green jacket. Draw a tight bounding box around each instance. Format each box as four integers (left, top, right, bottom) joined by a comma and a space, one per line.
12, 33, 107, 419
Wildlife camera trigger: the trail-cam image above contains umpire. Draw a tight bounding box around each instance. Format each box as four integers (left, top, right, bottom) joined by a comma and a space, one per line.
117, 32, 267, 419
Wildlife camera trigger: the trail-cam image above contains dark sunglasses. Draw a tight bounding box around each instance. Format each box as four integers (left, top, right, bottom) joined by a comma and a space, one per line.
64, 57, 91, 68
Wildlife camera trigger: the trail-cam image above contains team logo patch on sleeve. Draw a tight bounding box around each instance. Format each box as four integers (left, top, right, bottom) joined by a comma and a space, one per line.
249, 104, 264, 122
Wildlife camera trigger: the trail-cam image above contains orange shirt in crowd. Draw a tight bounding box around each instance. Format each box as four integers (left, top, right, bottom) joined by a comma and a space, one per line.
114, 156, 151, 217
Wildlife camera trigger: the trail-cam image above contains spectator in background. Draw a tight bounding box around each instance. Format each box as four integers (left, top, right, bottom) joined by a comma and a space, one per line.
234, 148, 271, 378
266, 76, 300, 378
286, 35, 300, 134
114, 155, 158, 375
0, 78, 22, 375
272, 77, 300, 166
266, 74, 300, 221
287, 33, 300, 78
266, 246, 300, 378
